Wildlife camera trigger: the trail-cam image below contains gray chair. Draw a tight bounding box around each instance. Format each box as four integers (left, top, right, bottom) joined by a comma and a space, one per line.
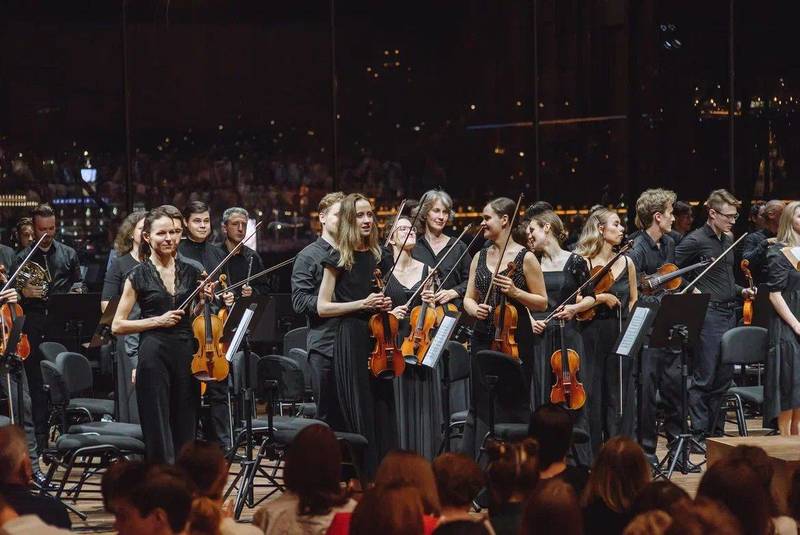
57, 352, 115, 418
283, 327, 315, 407
260, 355, 316, 418
715, 326, 768, 436
39, 341, 68, 363
440, 341, 472, 453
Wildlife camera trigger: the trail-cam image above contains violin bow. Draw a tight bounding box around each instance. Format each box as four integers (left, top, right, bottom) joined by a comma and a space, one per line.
214, 256, 295, 297
179, 220, 263, 310
381, 192, 428, 292
383, 199, 407, 249
435, 222, 487, 290
481, 193, 524, 305
0, 233, 48, 294
679, 232, 748, 295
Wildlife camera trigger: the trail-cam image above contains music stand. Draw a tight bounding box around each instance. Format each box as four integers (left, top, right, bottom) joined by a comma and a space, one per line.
221, 296, 271, 346
1, 316, 26, 426
45, 293, 101, 352
648, 293, 710, 479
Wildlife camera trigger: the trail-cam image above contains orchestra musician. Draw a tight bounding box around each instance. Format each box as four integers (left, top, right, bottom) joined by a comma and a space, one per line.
316, 193, 406, 475
626, 189, 681, 460
675, 189, 755, 440
112, 207, 213, 463
765, 201, 800, 436
461, 197, 548, 459
291, 192, 345, 427
15, 204, 84, 455
217, 207, 268, 298
574, 207, 638, 454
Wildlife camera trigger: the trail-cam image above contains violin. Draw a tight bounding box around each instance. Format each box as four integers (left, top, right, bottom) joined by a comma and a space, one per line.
638, 258, 712, 296
741, 259, 755, 325
368, 269, 405, 379
190, 291, 229, 383
575, 241, 634, 322
549, 319, 586, 409
490, 262, 519, 359
0, 266, 30, 360
401, 276, 437, 363
217, 274, 229, 324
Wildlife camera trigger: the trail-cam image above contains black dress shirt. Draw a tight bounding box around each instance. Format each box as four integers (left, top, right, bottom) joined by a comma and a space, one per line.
675, 224, 744, 303
291, 237, 337, 358
178, 238, 226, 273
0, 483, 71, 529
628, 229, 676, 276
15, 240, 83, 313
411, 234, 472, 298
739, 228, 773, 286
218, 241, 268, 296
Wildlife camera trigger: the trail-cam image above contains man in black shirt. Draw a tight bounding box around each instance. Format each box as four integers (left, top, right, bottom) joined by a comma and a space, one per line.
217, 207, 268, 298
16, 204, 83, 458
675, 189, 755, 439
627, 189, 682, 459
291, 192, 345, 427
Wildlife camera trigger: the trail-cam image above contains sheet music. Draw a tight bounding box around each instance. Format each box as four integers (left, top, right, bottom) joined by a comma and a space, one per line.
225, 307, 255, 362
422, 315, 458, 368
616, 307, 650, 357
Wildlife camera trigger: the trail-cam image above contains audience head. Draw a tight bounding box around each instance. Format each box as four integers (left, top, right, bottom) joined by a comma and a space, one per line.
664, 497, 742, 535
672, 200, 694, 234
318, 191, 345, 240
282, 424, 349, 516
623, 510, 672, 535
375, 450, 441, 516
519, 478, 582, 535
0, 426, 32, 486
725, 445, 779, 516
31, 203, 56, 249
431, 452, 484, 513
582, 436, 650, 513
350, 483, 424, 535
696, 456, 772, 535
776, 200, 800, 247
485, 438, 540, 508
114, 211, 147, 256
177, 441, 228, 502
528, 403, 573, 470
182, 200, 212, 243
221, 207, 249, 245
630, 480, 690, 517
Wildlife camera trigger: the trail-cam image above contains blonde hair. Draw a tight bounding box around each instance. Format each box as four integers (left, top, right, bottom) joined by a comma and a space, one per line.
336, 193, 381, 270
635, 189, 676, 230
776, 201, 800, 247
574, 208, 618, 259
530, 210, 568, 244
412, 189, 455, 233
318, 191, 345, 215
705, 189, 741, 212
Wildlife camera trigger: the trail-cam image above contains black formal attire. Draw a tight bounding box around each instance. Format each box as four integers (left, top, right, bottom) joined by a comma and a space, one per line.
0, 483, 71, 529
582, 499, 632, 535
218, 241, 269, 297
532, 253, 593, 466
177, 238, 232, 449
461, 248, 536, 460
667, 230, 686, 247
15, 240, 82, 449
627, 230, 682, 453
0, 244, 15, 272
102, 252, 141, 424
764, 246, 800, 429
291, 238, 343, 428
322, 250, 399, 476
580, 257, 635, 455
412, 235, 472, 300
739, 228, 774, 286
128, 258, 201, 463
675, 224, 744, 436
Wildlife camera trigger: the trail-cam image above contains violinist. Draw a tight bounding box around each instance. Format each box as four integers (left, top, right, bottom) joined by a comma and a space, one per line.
412, 189, 472, 305
217, 207, 268, 297
112, 207, 213, 463
668, 200, 694, 246
574, 208, 637, 454
291, 192, 345, 427
739, 199, 784, 286
0, 244, 15, 275
765, 201, 800, 436
461, 197, 547, 459
675, 189, 755, 440
627, 189, 681, 460
525, 206, 594, 466
382, 213, 438, 458
316, 193, 405, 475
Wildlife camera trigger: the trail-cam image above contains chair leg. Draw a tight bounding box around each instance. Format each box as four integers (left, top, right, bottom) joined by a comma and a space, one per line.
733, 394, 747, 436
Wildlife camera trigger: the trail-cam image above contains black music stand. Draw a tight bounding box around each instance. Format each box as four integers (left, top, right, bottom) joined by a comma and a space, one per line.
424, 314, 462, 453
221, 296, 270, 346
1, 316, 26, 427
649, 293, 710, 479
88, 296, 119, 350
45, 293, 101, 352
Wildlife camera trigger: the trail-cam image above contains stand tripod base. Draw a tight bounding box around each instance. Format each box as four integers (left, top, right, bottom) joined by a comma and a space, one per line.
656, 433, 706, 479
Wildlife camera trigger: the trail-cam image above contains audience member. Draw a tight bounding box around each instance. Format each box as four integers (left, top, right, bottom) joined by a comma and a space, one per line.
696, 456, 773, 535
485, 438, 540, 535
0, 426, 70, 529
350, 483, 425, 535
519, 478, 582, 535
252, 425, 355, 534
789, 467, 800, 525
581, 437, 650, 535
664, 498, 742, 535
528, 403, 589, 495
629, 481, 689, 517
622, 511, 671, 535
0, 494, 71, 535
431, 452, 493, 534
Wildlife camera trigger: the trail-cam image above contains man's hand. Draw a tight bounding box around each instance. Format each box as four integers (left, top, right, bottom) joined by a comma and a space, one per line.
0, 288, 18, 305
21, 283, 44, 299
241, 284, 253, 298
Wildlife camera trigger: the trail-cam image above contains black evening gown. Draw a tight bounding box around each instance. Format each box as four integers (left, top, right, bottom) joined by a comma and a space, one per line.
128, 258, 202, 464
323, 250, 399, 476
532, 253, 593, 466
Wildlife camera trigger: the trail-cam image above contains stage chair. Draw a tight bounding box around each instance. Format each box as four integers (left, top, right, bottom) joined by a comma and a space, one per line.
715, 326, 768, 436
39, 341, 68, 363
438, 341, 471, 453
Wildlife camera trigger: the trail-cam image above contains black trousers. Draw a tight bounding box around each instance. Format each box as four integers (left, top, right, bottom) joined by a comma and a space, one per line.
690, 305, 736, 436
309, 350, 345, 430
200, 380, 232, 450
21, 311, 48, 444
638, 346, 682, 453
0, 359, 39, 467
136, 331, 199, 464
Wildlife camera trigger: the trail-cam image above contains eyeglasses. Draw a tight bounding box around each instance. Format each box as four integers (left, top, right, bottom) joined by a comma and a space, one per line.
713, 209, 739, 221
395, 226, 416, 234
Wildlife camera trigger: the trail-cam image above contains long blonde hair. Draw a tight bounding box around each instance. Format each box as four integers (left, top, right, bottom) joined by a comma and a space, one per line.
574, 208, 618, 258
776, 201, 800, 247
336, 193, 381, 270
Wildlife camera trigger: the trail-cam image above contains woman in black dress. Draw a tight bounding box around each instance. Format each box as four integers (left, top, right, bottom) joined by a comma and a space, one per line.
766, 200, 800, 435
112, 207, 213, 463
461, 197, 548, 459
317, 193, 407, 474
573, 208, 638, 454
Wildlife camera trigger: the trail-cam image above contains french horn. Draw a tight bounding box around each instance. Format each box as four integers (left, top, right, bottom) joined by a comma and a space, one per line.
15, 261, 50, 299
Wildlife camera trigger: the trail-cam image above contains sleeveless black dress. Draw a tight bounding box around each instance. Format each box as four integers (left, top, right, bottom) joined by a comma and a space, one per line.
128, 257, 202, 463
580, 256, 635, 455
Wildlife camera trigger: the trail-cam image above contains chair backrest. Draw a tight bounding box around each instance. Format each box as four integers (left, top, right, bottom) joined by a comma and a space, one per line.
39, 341, 68, 363
287, 348, 313, 393
230, 351, 261, 392
257, 355, 305, 403
56, 352, 94, 394
720, 326, 768, 365
445, 341, 470, 382
283, 327, 308, 354
40, 360, 69, 405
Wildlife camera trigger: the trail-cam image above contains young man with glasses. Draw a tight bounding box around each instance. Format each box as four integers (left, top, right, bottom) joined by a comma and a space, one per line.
675, 189, 756, 442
